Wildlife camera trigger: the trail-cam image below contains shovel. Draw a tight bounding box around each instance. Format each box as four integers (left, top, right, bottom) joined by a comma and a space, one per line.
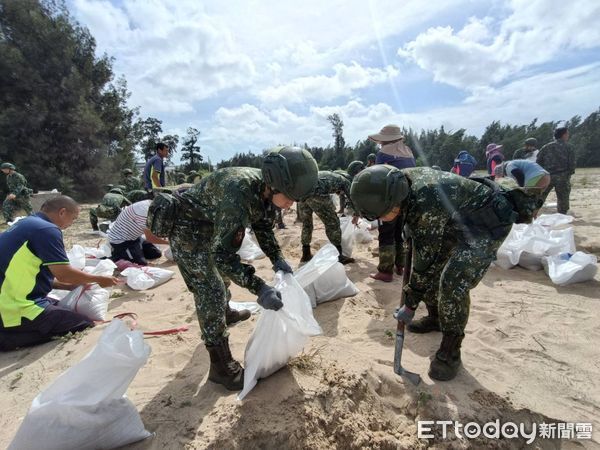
393, 237, 421, 385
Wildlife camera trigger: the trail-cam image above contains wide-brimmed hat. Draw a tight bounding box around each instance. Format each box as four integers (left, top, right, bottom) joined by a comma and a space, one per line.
368, 124, 404, 142
486, 143, 503, 156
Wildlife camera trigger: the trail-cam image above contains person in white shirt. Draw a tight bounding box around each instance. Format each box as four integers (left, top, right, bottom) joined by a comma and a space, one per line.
108, 200, 168, 265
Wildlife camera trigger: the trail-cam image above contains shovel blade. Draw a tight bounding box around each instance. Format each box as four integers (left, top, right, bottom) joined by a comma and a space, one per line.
393, 331, 421, 385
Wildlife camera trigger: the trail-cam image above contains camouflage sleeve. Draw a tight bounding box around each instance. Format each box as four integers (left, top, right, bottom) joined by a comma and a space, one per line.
211, 204, 266, 295
8, 174, 26, 196
536, 145, 549, 170
252, 215, 283, 263
340, 178, 355, 212
568, 146, 576, 174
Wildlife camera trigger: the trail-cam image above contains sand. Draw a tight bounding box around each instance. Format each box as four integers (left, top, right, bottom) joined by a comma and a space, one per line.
1, 168, 599, 449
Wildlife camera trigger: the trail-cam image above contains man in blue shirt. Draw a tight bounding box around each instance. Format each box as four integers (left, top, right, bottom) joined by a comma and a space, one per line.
144, 142, 169, 192
0, 196, 119, 351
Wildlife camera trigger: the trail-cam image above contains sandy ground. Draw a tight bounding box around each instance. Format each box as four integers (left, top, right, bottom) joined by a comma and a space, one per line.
1, 169, 600, 449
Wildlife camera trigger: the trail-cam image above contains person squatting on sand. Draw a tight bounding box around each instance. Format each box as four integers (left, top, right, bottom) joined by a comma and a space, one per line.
0, 196, 119, 351
147, 146, 319, 390
350, 165, 542, 381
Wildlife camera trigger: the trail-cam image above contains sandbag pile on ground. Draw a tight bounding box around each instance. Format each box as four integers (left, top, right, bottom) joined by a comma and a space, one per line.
495, 213, 597, 285
121, 266, 175, 290
238, 272, 322, 400
237, 228, 266, 261
9, 320, 152, 450
295, 244, 359, 307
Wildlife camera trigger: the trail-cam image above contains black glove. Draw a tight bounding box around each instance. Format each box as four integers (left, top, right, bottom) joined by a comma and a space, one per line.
273, 258, 293, 274
257, 285, 283, 311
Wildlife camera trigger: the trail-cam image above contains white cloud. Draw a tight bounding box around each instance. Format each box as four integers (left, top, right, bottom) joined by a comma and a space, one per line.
257, 63, 398, 104
398, 0, 600, 89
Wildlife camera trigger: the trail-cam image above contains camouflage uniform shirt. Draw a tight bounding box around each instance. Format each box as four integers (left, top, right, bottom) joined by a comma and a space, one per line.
536, 139, 575, 175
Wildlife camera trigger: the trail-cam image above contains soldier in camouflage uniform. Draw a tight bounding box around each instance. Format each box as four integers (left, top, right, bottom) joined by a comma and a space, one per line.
366, 153, 376, 167
89, 187, 131, 231
121, 169, 149, 203
336, 161, 365, 214
298, 170, 356, 265
537, 126, 576, 214
512, 137, 538, 161
1, 163, 32, 223
164, 146, 318, 391
351, 166, 540, 381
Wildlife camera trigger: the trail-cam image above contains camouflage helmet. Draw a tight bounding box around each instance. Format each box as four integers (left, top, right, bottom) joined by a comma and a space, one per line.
109, 187, 125, 196
1, 162, 16, 170
431, 165, 441, 171
347, 160, 366, 178
262, 146, 319, 201
350, 165, 409, 221
367, 153, 376, 163
123, 168, 133, 175
104, 184, 114, 192
524, 137, 537, 147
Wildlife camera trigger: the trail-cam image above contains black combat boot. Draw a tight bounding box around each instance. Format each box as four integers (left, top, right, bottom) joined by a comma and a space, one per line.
206, 337, 244, 391
408, 304, 441, 334
428, 333, 465, 381
335, 245, 355, 265
300, 245, 313, 263
225, 304, 251, 326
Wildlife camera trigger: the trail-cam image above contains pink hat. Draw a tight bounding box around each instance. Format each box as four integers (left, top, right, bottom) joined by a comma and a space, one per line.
486, 143, 503, 156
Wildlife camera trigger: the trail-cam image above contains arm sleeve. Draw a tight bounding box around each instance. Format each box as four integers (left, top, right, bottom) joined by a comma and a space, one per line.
211, 202, 266, 295
152, 158, 162, 173
252, 215, 283, 264
568, 147, 576, 174
30, 227, 69, 266
9, 175, 26, 196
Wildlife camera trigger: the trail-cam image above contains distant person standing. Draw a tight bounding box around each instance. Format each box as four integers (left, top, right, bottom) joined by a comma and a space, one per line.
366, 153, 376, 167
512, 138, 538, 161
368, 124, 416, 282
144, 143, 169, 193
537, 126, 576, 214
485, 143, 504, 178
1, 163, 32, 223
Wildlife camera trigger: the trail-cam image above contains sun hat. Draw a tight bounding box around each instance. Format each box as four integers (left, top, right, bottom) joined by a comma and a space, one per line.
368, 124, 404, 142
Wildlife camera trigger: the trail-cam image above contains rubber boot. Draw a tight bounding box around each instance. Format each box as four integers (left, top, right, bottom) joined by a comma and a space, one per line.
369, 271, 393, 282
428, 333, 464, 381
408, 304, 441, 334
206, 337, 244, 391
336, 245, 355, 265
225, 305, 251, 326
300, 245, 313, 263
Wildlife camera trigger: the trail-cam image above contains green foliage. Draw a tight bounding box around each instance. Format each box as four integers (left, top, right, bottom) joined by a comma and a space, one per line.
180, 127, 203, 171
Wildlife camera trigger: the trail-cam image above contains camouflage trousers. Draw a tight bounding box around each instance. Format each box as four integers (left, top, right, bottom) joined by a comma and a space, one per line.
89, 205, 121, 229
298, 195, 341, 247
169, 220, 231, 345
405, 230, 508, 335
2, 197, 32, 222
541, 172, 571, 214
377, 216, 405, 273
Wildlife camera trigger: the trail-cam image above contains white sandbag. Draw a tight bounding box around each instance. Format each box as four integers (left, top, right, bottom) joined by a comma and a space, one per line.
238, 272, 322, 400
58, 260, 117, 321
339, 216, 356, 257
495, 223, 575, 270
121, 266, 174, 290
7, 216, 26, 227
164, 246, 174, 261
9, 320, 151, 450
84, 242, 112, 266
534, 213, 573, 227
354, 219, 373, 244
237, 228, 266, 261
67, 245, 86, 270
295, 244, 358, 307
229, 301, 261, 314
542, 252, 598, 285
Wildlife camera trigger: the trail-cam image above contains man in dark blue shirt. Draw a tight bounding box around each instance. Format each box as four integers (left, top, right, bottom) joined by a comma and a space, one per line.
0, 196, 119, 350
144, 142, 169, 192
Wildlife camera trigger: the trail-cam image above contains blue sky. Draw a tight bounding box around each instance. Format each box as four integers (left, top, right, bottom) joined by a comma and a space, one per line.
68, 0, 600, 163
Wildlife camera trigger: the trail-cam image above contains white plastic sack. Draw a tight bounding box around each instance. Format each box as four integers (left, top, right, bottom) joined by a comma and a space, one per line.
7, 216, 26, 227
164, 246, 174, 261
84, 242, 112, 266
238, 272, 322, 400
495, 223, 575, 270
121, 266, 174, 290
58, 260, 117, 321
229, 301, 261, 314
339, 216, 356, 257
67, 245, 86, 270
542, 252, 598, 285
295, 244, 359, 307
237, 228, 266, 261
354, 219, 373, 244
534, 213, 574, 228
9, 320, 151, 450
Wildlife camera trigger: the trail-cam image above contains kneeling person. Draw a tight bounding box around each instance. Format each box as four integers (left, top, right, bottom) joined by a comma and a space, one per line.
0, 196, 118, 351
108, 200, 168, 265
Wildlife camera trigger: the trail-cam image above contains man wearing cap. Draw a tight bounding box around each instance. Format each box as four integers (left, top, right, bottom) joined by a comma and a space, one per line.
89, 187, 131, 231
512, 138, 538, 161
298, 170, 356, 265
537, 126, 576, 214
144, 142, 169, 193
160, 146, 318, 391
367, 125, 416, 282
350, 166, 536, 380
485, 143, 505, 177
1, 163, 33, 223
